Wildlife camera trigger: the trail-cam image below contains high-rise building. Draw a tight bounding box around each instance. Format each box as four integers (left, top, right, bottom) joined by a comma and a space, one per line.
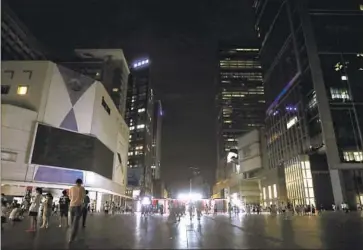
216, 44, 265, 176
126, 58, 154, 196
61, 49, 130, 117
1, 2, 48, 60
152, 100, 163, 180
254, 0, 363, 208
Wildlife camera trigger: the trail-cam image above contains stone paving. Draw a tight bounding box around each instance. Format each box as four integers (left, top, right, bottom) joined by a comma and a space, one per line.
1, 211, 363, 249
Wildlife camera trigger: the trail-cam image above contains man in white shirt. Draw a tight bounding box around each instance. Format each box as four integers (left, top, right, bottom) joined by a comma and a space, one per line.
68, 178, 86, 243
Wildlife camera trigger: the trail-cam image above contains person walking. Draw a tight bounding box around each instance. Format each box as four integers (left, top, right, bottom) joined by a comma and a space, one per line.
26, 187, 42, 232
68, 178, 86, 243
82, 190, 90, 228
40, 193, 53, 229
58, 190, 70, 228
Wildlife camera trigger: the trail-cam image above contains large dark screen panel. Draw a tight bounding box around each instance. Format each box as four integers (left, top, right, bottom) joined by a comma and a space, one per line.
31, 124, 113, 179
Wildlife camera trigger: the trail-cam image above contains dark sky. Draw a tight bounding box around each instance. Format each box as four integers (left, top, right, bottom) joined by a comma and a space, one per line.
8, 0, 256, 191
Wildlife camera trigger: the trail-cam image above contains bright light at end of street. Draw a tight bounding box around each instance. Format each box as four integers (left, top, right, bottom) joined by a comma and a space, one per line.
177, 193, 202, 200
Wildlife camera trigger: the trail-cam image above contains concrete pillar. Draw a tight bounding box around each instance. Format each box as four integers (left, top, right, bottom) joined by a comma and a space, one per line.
330, 169, 345, 206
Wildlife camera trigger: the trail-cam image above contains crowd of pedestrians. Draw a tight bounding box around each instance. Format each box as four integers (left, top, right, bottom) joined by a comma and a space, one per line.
1, 178, 90, 243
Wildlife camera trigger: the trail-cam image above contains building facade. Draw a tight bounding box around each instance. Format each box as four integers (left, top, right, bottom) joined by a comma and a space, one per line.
1, 61, 129, 210
126, 58, 154, 196
254, 0, 363, 208
213, 129, 266, 206
152, 100, 163, 180
61, 49, 130, 117
1, 2, 48, 60
216, 45, 265, 183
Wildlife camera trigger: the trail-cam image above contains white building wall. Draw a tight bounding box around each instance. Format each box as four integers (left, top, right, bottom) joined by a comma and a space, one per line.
237, 129, 263, 173
1, 105, 37, 181
1, 61, 52, 112
1, 61, 129, 196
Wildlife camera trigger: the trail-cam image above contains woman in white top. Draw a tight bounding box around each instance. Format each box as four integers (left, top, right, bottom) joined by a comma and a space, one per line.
27, 187, 43, 232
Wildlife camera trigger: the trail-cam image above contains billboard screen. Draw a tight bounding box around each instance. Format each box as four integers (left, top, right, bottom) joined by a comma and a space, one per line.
30, 123, 114, 180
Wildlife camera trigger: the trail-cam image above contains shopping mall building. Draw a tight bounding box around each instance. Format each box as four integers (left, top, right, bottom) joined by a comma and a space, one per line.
1, 61, 130, 210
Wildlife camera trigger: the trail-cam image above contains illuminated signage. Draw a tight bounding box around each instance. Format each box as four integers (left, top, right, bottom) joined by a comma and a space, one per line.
133, 59, 149, 69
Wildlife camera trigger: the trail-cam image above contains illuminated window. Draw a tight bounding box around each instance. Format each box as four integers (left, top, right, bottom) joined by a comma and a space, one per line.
360, 4, 363, 11
262, 187, 266, 200
112, 88, 119, 92
17, 86, 28, 95
224, 120, 232, 124
273, 184, 277, 198
343, 151, 363, 162
287, 116, 298, 129
135, 146, 143, 150
130, 126, 135, 130
330, 88, 350, 100
334, 62, 343, 71
137, 124, 145, 129
268, 186, 272, 199
341, 75, 348, 81
308, 92, 317, 109
138, 108, 145, 113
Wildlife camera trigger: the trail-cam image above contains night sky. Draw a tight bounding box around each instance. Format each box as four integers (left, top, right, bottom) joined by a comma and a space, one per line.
7, 0, 256, 191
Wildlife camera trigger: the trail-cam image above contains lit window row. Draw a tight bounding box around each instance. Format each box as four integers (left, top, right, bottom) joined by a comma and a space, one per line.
135, 146, 143, 150
129, 124, 145, 130
343, 151, 363, 162
138, 108, 145, 113
308, 92, 317, 109
262, 184, 278, 200
330, 88, 351, 100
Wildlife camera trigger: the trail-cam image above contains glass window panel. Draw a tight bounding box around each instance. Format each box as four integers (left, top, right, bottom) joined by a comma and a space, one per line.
268, 185, 272, 199
302, 170, 306, 179
307, 179, 313, 188
303, 179, 308, 188
306, 170, 312, 179
305, 161, 310, 170
309, 198, 315, 206
308, 188, 314, 198
305, 188, 309, 197
306, 198, 310, 205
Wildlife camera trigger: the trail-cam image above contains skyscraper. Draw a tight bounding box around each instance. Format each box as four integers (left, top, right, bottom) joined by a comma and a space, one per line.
61, 49, 130, 117
255, 0, 363, 207
216, 44, 265, 174
126, 58, 154, 196
1, 2, 48, 60
152, 100, 163, 180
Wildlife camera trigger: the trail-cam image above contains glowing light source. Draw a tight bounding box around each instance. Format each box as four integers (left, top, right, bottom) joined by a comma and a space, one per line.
133, 59, 150, 69
141, 197, 151, 205
177, 193, 202, 200
341, 75, 348, 81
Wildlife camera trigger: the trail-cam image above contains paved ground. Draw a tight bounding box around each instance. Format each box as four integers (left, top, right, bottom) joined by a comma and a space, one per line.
2, 212, 363, 249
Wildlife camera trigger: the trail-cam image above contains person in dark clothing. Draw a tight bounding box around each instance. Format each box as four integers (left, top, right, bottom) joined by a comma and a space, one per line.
82, 190, 90, 228
58, 190, 70, 228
